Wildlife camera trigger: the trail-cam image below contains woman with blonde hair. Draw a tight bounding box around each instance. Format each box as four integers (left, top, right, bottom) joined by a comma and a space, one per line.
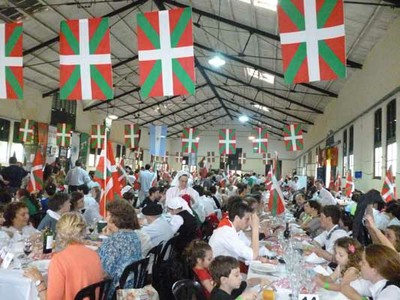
24, 212, 104, 300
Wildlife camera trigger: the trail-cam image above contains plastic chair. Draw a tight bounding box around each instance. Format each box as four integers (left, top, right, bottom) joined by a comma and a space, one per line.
160, 235, 179, 262
74, 278, 112, 300
119, 257, 150, 289
172, 279, 206, 300
146, 242, 164, 269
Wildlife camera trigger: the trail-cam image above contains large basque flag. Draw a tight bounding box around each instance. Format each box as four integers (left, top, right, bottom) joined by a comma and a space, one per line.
149, 125, 167, 156
137, 8, 195, 98
219, 129, 236, 155
0, 23, 23, 99
124, 124, 141, 149
277, 0, 346, 84
283, 123, 304, 151
252, 127, 268, 154
181, 127, 199, 154
59, 18, 113, 100
382, 166, 397, 202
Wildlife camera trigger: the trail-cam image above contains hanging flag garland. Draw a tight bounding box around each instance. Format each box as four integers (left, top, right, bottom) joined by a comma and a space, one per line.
137, 8, 195, 98
0, 22, 23, 99
181, 127, 199, 154
124, 124, 141, 149
19, 119, 36, 144
90, 124, 106, 149
218, 129, 236, 155
252, 127, 268, 154
382, 166, 397, 202
283, 123, 304, 151
277, 0, 346, 84
56, 123, 72, 148
59, 17, 113, 100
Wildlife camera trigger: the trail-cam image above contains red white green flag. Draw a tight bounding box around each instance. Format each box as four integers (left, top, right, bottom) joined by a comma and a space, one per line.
277, 0, 346, 84
207, 151, 215, 163
134, 147, 143, 160
382, 166, 397, 202
59, 18, 113, 100
181, 127, 199, 154
268, 152, 285, 216
219, 129, 236, 155
27, 148, 43, 193
137, 8, 195, 98
19, 119, 35, 143
94, 140, 122, 217
124, 124, 141, 149
344, 171, 354, 198
117, 158, 127, 189
265, 168, 273, 191
56, 123, 72, 147
283, 123, 304, 151
0, 23, 23, 99
252, 127, 268, 154
175, 151, 183, 163
91, 124, 105, 149
239, 153, 246, 165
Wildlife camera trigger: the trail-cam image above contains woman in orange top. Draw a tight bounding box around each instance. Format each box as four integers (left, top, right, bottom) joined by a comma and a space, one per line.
24, 212, 105, 300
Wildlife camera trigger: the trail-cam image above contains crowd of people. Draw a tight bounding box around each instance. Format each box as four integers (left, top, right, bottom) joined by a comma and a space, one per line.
0, 155, 400, 300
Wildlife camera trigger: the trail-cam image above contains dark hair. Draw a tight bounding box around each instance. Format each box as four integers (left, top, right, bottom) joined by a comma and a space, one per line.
386, 201, 400, 219
192, 185, 204, 197
3, 202, 28, 227
9, 156, 17, 164
77, 184, 89, 195
184, 240, 212, 267
106, 200, 139, 230
209, 185, 217, 194
306, 200, 321, 214
243, 196, 258, 209
209, 256, 239, 288
228, 201, 252, 222
45, 183, 56, 196
365, 244, 400, 282
0, 204, 5, 214
70, 191, 84, 211
340, 211, 353, 231
315, 179, 324, 185
148, 186, 159, 196
334, 237, 362, 275
75, 160, 82, 167
145, 164, 151, 170
17, 189, 40, 212
48, 192, 70, 212
322, 205, 341, 224
0, 190, 12, 205
237, 183, 247, 195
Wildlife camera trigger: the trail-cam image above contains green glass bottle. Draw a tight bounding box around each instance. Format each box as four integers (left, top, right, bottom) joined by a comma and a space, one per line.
42, 227, 54, 254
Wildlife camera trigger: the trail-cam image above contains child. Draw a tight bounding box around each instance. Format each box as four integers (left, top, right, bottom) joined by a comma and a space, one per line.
315, 237, 363, 291
185, 240, 214, 298
209, 255, 257, 300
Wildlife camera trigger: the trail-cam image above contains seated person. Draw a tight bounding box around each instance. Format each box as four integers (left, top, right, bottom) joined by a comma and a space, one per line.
300, 200, 322, 238
364, 214, 400, 252
3, 202, 38, 244
141, 204, 173, 248
311, 205, 348, 262
140, 186, 160, 208
38, 193, 71, 233
294, 193, 306, 220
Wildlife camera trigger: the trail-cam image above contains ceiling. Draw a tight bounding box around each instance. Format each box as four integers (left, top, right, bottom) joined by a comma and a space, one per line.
4, 0, 400, 139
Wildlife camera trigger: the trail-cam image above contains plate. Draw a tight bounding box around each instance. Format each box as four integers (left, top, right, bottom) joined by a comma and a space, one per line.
85, 245, 98, 251
251, 263, 278, 274
29, 259, 51, 272
305, 253, 327, 264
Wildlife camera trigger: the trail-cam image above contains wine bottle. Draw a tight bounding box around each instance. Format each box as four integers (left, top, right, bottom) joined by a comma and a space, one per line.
43, 227, 54, 254
283, 222, 291, 239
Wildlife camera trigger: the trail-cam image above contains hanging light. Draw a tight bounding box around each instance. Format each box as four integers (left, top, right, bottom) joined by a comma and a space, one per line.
239, 115, 249, 123
208, 54, 226, 68
107, 114, 118, 120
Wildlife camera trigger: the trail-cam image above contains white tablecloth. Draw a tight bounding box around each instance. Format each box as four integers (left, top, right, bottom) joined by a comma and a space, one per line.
0, 269, 38, 300
247, 262, 348, 300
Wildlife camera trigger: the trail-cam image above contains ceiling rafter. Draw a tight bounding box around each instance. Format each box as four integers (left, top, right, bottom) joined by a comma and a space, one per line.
117, 83, 208, 119
217, 86, 313, 125
166, 106, 224, 129
203, 66, 323, 114
196, 42, 338, 98
139, 96, 216, 126
83, 86, 141, 111
165, 0, 363, 71
167, 113, 229, 137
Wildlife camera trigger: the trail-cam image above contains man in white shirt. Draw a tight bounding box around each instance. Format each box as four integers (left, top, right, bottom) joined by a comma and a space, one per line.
312, 205, 348, 262
314, 179, 337, 206
209, 201, 260, 261
138, 164, 155, 204
142, 204, 174, 247
65, 160, 91, 193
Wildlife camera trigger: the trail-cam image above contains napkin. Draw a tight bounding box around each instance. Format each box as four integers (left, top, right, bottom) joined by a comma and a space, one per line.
313, 265, 332, 276
305, 252, 327, 264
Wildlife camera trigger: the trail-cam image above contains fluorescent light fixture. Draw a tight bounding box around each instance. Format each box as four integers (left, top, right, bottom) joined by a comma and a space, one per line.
196, 137, 200, 141
239, 115, 249, 123
254, 0, 277, 11
248, 135, 255, 140
209, 54, 226, 68
107, 114, 118, 120
246, 67, 274, 84
254, 104, 270, 113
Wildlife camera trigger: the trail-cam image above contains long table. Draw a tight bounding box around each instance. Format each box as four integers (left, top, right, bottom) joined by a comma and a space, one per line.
0, 269, 38, 300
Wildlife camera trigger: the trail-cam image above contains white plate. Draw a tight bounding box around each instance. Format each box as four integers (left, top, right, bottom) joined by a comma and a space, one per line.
29, 260, 51, 272
305, 253, 327, 264
85, 245, 98, 251
251, 263, 278, 274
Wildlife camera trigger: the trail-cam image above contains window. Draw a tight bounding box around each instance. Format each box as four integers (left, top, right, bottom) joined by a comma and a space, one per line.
349, 125, 354, 175
88, 147, 102, 167
343, 129, 347, 176
0, 118, 23, 164
386, 99, 397, 175
245, 67, 274, 84
50, 93, 77, 129
374, 109, 383, 178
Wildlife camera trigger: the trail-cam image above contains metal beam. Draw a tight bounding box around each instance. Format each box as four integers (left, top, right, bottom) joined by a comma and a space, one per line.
196, 42, 338, 98
166, 106, 223, 128
203, 65, 322, 117
140, 96, 216, 126
168, 113, 229, 137
118, 83, 208, 119
23, 0, 148, 56
166, 0, 363, 70
217, 86, 314, 125
83, 87, 140, 111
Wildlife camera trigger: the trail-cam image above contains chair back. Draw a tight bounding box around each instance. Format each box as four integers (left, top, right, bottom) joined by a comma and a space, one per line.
146, 242, 164, 269
119, 257, 150, 289
160, 235, 179, 261
172, 279, 206, 300
74, 278, 112, 300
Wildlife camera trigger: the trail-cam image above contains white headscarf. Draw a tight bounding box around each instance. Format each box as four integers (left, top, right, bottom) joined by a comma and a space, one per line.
170, 170, 190, 187
166, 196, 193, 215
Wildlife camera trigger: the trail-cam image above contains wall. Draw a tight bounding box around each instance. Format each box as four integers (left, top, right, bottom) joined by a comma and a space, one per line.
297, 17, 400, 191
